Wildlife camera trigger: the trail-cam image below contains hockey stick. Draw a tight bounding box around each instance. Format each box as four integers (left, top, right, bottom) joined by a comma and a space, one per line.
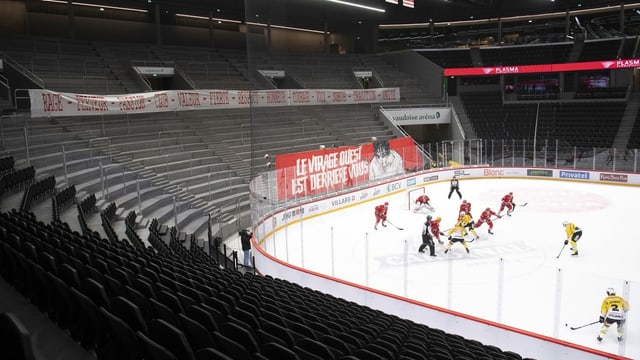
516, 202, 528, 207
555, 243, 567, 258
566, 321, 599, 330
384, 220, 404, 230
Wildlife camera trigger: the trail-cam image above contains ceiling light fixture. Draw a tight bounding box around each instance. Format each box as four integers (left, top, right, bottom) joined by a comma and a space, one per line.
176, 13, 242, 24
246, 21, 327, 34
41, 0, 148, 13
322, 0, 385, 13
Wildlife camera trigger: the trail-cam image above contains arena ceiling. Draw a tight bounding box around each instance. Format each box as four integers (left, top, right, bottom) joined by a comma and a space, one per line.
80, 0, 627, 33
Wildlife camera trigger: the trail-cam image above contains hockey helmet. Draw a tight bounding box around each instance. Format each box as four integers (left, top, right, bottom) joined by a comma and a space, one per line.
384, 202, 389, 206
485, 207, 490, 211
462, 199, 467, 204
607, 288, 616, 296
459, 211, 466, 217
426, 215, 433, 222
562, 220, 568, 227
509, 192, 513, 195
436, 216, 441, 222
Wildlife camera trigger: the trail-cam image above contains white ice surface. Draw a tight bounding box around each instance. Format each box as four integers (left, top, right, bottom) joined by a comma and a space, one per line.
264, 178, 640, 358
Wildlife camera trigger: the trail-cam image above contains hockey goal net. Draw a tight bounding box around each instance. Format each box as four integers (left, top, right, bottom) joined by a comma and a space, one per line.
407, 187, 425, 210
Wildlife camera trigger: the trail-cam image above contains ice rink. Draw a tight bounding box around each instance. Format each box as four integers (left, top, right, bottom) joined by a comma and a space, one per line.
260, 178, 640, 358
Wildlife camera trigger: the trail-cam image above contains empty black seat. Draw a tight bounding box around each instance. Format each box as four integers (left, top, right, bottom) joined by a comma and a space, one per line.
296, 337, 339, 359
0, 312, 36, 360
100, 307, 142, 360
149, 298, 181, 328
220, 321, 261, 355
110, 296, 148, 335
148, 318, 197, 360
47, 272, 75, 330
185, 304, 221, 333
70, 287, 105, 351
137, 331, 178, 360
178, 313, 217, 352
213, 331, 253, 360
124, 285, 154, 323
194, 347, 235, 360
260, 341, 301, 360
82, 277, 111, 310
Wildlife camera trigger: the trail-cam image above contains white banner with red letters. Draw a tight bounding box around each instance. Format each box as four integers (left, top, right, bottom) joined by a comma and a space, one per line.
29, 88, 400, 118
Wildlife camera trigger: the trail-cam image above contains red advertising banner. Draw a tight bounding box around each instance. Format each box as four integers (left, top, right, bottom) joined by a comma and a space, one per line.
443, 58, 640, 76
275, 137, 420, 200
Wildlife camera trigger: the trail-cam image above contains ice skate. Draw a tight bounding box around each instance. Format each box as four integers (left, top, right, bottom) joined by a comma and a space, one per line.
618, 336, 623, 342
465, 248, 470, 254
571, 251, 579, 256
444, 248, 449, 254
382, 223, 387, 227
374, 226, 378, 230
597, 336, 603, 343
430, 253, 437, 257
488, 229, 494, 235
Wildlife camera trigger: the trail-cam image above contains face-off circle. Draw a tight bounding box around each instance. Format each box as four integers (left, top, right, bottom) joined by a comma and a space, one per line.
525, 187, 609, 212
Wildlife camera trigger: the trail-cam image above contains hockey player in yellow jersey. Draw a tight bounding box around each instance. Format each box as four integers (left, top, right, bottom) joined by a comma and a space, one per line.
457, 211, 479, 240
597, 288, 630, 343
444, 225, 470, 254
562, 220, 582, 256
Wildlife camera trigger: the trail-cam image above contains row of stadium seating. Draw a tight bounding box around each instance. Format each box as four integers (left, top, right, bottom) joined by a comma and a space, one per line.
0, 205, 532, 360
0, 36, 424, 97
460, 92, 626, 149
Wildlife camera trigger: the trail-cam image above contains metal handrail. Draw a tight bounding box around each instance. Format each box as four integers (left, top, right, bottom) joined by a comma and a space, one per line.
174, 64, 197, 89
1, 53, 44, 88
89, 137, 112, 164
0, 74, 11, 105
130, 59, 176, 68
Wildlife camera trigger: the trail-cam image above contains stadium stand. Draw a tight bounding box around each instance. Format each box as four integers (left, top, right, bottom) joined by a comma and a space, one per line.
577, 38, 625, 62
418, 48, 474, 68
479, 43, 572, 66
0, 36, 133, 95
0, 207, 534, 359
460, 91, 626, 149
2, 3, 640, 357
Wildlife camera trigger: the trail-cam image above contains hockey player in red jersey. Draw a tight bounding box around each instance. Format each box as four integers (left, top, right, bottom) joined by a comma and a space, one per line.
475, 207, 501, 234
498, 192, 515, 216
413, 194, 435, 213
374, 202, 389, 230
430, 216, 446, 244
459, 199, 471, 215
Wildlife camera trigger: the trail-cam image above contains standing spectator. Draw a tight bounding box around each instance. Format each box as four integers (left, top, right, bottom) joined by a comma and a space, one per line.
239, 229, 253, 267
597, 288, 630, 343
606, 147, 615, 166
448, 175, 462, 200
